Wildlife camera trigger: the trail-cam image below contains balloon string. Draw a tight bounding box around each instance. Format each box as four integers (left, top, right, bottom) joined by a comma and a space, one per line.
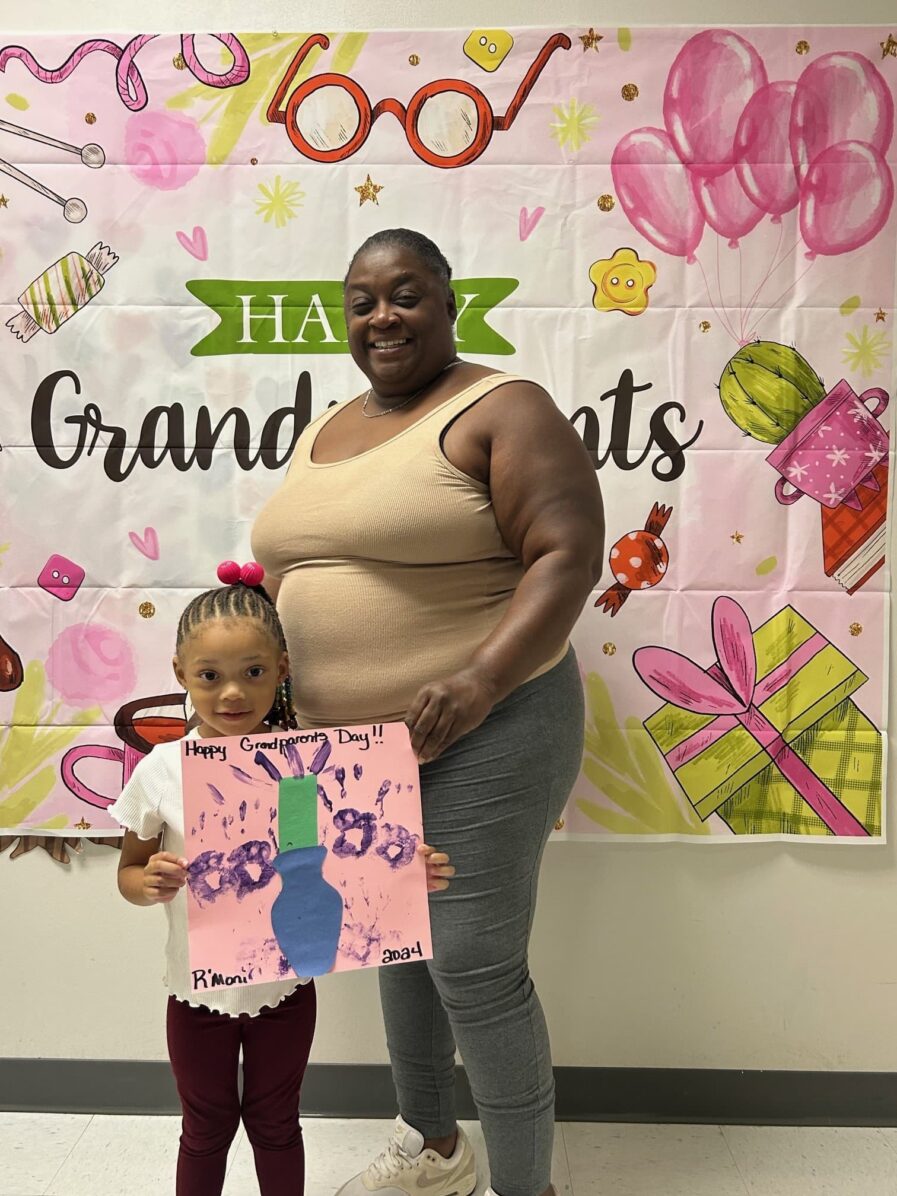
742, 232, 801, 332
695, 253, 739, 343
738, 244, 744, 342
740, 221, 784, 332
715, 237, 740, 342
743, 256, 815, 341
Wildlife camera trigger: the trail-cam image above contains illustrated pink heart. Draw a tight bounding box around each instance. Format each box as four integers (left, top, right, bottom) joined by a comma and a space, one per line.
176, 226, 208, 260
519, 206, 545, 241
129, 527, 160, 560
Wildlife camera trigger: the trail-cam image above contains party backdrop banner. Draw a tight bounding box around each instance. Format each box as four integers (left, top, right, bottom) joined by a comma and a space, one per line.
0, 27, 894, 844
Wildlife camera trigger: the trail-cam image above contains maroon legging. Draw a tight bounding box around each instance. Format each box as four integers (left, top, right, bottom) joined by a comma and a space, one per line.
166, 982, 316, 1196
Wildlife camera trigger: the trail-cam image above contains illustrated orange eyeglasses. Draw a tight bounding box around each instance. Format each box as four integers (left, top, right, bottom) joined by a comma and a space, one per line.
266, 33, 571, 169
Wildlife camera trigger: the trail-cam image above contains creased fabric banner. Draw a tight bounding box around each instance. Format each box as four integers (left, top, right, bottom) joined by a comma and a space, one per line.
0, 27, 894, 842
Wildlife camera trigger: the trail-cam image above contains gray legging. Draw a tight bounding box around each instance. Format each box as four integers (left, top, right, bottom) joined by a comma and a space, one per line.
379, 648, 584, 1196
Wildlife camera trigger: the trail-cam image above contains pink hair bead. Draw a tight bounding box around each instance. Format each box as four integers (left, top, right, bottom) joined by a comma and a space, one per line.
217, 560, 241, 585
240, 561, 265, 587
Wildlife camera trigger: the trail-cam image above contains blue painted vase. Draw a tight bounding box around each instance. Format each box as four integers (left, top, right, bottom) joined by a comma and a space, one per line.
271, 844, 342, 976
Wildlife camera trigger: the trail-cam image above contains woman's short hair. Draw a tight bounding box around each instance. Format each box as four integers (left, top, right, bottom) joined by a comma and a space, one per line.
344, 228, 452, 287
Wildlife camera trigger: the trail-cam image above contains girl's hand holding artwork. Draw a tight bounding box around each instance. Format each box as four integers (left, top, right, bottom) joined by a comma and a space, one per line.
143, 851, 189, 904
419, 844, 455, 892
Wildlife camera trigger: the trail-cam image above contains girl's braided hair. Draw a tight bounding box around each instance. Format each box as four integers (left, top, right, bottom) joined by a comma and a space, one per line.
175, 574, 297, 730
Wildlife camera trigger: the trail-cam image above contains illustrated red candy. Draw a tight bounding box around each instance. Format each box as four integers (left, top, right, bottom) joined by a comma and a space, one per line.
595, 503, 673, 617
0, 632, 24, 691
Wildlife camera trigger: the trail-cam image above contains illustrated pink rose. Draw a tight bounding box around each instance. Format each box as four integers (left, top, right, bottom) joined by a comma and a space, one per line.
124, 111, 206, 191
47, 623, 137, 704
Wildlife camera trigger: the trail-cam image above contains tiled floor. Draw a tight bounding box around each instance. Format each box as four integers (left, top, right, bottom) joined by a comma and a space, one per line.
5, 1113, 897, 1195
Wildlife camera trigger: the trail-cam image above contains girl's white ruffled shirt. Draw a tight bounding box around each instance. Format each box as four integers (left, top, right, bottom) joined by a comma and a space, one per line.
109, 729, 310, 1017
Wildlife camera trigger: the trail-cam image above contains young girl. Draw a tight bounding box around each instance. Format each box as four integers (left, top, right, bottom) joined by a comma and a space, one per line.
110, 561, 454, 1196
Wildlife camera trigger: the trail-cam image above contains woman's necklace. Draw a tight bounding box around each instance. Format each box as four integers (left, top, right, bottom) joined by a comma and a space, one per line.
361, 357, 462, 418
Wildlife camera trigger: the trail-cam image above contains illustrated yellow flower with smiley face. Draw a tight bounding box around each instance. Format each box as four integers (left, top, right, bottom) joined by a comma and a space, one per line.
589, 246, 657, 316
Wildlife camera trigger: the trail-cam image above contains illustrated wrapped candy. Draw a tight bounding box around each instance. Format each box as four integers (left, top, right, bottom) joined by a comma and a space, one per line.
718, 340, 890, 510
595, 503, 673, 617
6, 242, 118, 343
0, 632, 23, 692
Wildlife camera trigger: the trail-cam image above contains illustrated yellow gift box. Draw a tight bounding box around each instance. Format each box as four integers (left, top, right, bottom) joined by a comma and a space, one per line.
634, 598, 882, 837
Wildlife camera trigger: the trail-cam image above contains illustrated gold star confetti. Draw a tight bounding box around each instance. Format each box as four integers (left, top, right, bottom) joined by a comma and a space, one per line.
881, 33, 897, 58
602, 642, 616, 656
85, 112, 96, 125
580, 27, 604, 51
74, 817, 92, 830
355, 173, 383, 205
875, 308, 887, 322
139, 601, 156, 618
597, 193, 615, 212
172, 52, 186, 70
796, 40, 810, 55
0, 195, 8, 208
554, 818, 566, 831
621, 83, 639, 101
731, 531, 744, 544
699, 320, 711, 332
409, 54, 420, 66
850, 622, 863, 637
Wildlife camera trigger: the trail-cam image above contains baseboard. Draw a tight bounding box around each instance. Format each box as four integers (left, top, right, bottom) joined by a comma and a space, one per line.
3, 1061, 897, 1125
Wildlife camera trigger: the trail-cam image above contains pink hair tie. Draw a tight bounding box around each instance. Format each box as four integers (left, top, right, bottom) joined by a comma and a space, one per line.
216, 560, 265, 586
240, 562, 265, 587
216, 560, 241, 585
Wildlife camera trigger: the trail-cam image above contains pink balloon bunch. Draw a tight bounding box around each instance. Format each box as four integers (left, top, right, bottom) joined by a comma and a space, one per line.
612, 31, 895, 258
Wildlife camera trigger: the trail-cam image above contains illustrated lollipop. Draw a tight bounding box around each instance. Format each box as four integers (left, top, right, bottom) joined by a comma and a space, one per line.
595, 503, 673, 617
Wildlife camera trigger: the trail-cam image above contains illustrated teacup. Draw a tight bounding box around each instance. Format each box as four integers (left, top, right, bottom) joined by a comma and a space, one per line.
61, 692, 186, 810
767, 380, 889, 510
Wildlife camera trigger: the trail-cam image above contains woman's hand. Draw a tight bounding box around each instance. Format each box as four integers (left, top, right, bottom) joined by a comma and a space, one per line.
405, 667, 497, 764
142, 851, 188, 904
418, 844, 455, 892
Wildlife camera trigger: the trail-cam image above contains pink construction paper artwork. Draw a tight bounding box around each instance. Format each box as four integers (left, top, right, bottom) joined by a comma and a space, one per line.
182, 722, 431, 990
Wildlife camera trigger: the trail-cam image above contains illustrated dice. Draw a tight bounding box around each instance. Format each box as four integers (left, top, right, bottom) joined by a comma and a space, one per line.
463, 29, 514, 71
38, 554, 85, 601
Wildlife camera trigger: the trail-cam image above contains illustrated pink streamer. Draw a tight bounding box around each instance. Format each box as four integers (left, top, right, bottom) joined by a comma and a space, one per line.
0, 33, 249, 111
634, 597, 871, 837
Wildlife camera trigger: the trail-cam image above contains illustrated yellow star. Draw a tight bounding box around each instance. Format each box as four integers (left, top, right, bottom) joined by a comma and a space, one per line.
731, 531, 744, 544
0, 195, 8, 208
880, 33, 897, 58
74, 818, 92, 830
875, 308, 887, 322
355, 174, 383, 206
580, 27, 604, 52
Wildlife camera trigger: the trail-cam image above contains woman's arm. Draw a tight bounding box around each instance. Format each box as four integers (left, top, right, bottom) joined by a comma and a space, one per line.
118, 830, 187, 906
406, 382, 604, 761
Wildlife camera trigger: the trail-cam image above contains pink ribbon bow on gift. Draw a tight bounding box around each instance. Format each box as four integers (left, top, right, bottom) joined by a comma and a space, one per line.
633, 596, 870, 837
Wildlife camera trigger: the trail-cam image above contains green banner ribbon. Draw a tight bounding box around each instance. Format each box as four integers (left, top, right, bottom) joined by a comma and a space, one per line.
186, 277, 518, 356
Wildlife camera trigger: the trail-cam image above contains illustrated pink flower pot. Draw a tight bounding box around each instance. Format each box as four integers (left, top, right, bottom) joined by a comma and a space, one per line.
767, 380, 889, 510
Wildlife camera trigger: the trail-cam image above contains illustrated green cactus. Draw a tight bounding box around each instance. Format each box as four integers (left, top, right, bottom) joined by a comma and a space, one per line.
718, 341, 826, 444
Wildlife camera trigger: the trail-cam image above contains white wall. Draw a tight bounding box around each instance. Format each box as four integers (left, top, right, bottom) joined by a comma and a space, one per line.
3, 0, 897, 1073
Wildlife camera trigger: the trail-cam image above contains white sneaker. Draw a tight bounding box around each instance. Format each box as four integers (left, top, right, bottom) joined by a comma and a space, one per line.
335, 1115, 477, 1196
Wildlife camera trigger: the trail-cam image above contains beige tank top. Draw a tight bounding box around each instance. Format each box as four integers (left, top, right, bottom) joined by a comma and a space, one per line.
251, 373, 568, 728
